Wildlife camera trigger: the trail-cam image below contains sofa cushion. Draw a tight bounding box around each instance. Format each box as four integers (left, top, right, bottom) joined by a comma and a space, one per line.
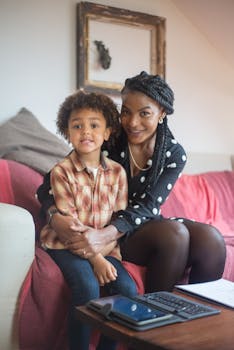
161, 172, 232, 235
0, 159, 14, 203
19, 246, 70, 350
0, 159, 44, 237
161, 174, 220, 223
0, 107, 70, 174
203, 171, 234, 237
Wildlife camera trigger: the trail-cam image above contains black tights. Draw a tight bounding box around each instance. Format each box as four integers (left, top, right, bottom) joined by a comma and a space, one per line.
120, 219, 226, 292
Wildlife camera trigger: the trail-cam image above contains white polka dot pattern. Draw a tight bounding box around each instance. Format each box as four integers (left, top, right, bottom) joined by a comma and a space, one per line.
147, 159, 152, 166
111, 135, 187, 233
167, 183, 172, 190
152, 208, 158, 215
167, 163, 177, 168
166, 151, 171, 158
135, 218, 141, 225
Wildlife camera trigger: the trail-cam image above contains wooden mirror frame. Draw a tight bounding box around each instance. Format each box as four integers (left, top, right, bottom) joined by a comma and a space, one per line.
77, 1, 166, 95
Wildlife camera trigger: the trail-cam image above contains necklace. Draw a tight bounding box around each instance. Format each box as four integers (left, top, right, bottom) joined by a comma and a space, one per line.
128, 143, 152, 172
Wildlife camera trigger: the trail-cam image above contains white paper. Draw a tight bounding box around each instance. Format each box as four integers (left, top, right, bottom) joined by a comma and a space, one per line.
176, 278, 234, 308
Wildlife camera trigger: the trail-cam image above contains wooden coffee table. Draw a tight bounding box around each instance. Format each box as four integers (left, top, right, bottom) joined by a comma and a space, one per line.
76, 292, 234, 350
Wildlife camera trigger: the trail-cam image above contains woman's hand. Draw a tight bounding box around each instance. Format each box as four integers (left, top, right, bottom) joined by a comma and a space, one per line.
65, 225, 123, 258
65, 226, 105, 257
50, 211, 83, 245
90, 254, 117, 286
50, 210, 124, 258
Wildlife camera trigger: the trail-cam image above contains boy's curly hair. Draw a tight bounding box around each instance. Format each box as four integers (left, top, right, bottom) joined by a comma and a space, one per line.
56, 90, 120, 145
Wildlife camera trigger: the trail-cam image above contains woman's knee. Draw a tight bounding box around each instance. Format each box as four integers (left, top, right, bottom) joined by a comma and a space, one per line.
189, 222, 226, 255
187, 222, 226, 269
207, 225, 226, 251
121, 219, 190, 266
151, 220, 190, 252
187, 222, 226, 281
206, 225, 226, 263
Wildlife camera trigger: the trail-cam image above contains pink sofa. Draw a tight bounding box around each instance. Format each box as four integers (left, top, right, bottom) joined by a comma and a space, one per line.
1, 158, 234, 350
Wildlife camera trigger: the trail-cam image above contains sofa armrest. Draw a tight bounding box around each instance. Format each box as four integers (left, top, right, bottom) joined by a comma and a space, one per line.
0, 203, 35, 350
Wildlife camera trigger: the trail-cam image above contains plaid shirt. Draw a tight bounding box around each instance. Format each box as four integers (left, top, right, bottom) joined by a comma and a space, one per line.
40, 150, 128, 257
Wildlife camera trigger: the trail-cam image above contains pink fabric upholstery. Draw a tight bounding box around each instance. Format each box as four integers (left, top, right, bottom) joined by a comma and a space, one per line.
8, 160, 44, 234
203, 171, 234, 280
161, 174, 223, 224
0, 159, 15, 203
18, 246, 70, 350
1, 159, 234, 350
0, 159, 44, 237
203, 171, 234, 238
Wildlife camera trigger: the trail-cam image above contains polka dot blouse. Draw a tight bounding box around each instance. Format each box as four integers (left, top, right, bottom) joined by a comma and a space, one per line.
103, 134, 187, 236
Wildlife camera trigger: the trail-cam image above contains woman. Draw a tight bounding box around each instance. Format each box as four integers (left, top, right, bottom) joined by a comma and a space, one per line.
37, 71, 226, 293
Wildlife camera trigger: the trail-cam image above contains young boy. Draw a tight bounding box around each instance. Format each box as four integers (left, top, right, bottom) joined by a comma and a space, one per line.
40, 90, 137, 350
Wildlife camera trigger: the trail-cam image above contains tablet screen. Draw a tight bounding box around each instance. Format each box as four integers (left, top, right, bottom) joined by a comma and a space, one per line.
90, 295, 172, 325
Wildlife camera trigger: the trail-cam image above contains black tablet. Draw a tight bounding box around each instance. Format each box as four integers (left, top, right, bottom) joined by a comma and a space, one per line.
87, 295, 175, 330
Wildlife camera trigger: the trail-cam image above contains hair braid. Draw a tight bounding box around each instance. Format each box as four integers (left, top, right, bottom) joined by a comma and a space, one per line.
146, 117, 169, 188
121, 71, 174, 115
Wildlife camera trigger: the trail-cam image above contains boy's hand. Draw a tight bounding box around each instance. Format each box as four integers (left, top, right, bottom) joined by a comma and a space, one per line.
90, 254, 117, 286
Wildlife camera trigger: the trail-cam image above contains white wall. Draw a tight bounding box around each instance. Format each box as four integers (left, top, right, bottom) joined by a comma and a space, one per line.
0, 0, 234, 154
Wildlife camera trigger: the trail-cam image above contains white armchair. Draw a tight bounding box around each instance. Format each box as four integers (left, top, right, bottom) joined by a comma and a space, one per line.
0, 203, 35, 350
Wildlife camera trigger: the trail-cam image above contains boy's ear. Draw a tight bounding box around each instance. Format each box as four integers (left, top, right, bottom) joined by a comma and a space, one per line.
104, 127, 112, 141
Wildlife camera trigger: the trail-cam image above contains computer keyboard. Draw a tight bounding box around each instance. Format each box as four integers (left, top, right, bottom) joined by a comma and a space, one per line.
136, 291, 220, 320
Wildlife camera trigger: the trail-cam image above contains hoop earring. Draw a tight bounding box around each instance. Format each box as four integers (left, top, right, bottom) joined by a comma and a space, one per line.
159, 112, 166, 124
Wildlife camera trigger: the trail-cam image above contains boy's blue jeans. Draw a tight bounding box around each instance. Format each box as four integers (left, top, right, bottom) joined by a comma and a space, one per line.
47, 249, 137, 350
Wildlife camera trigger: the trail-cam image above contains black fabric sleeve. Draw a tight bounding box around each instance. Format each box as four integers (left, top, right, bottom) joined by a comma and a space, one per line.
37, 171, 55, 217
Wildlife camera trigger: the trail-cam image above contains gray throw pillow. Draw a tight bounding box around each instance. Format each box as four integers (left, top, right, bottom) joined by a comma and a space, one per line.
0, 108, 70, 174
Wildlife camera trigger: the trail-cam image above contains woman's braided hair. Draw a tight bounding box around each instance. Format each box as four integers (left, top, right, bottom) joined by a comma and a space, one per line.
121, 71, 175, 188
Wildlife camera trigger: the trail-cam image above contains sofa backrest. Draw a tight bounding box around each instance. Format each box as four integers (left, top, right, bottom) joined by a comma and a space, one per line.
203, 171, 234, 234
161, 171, 234, 236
